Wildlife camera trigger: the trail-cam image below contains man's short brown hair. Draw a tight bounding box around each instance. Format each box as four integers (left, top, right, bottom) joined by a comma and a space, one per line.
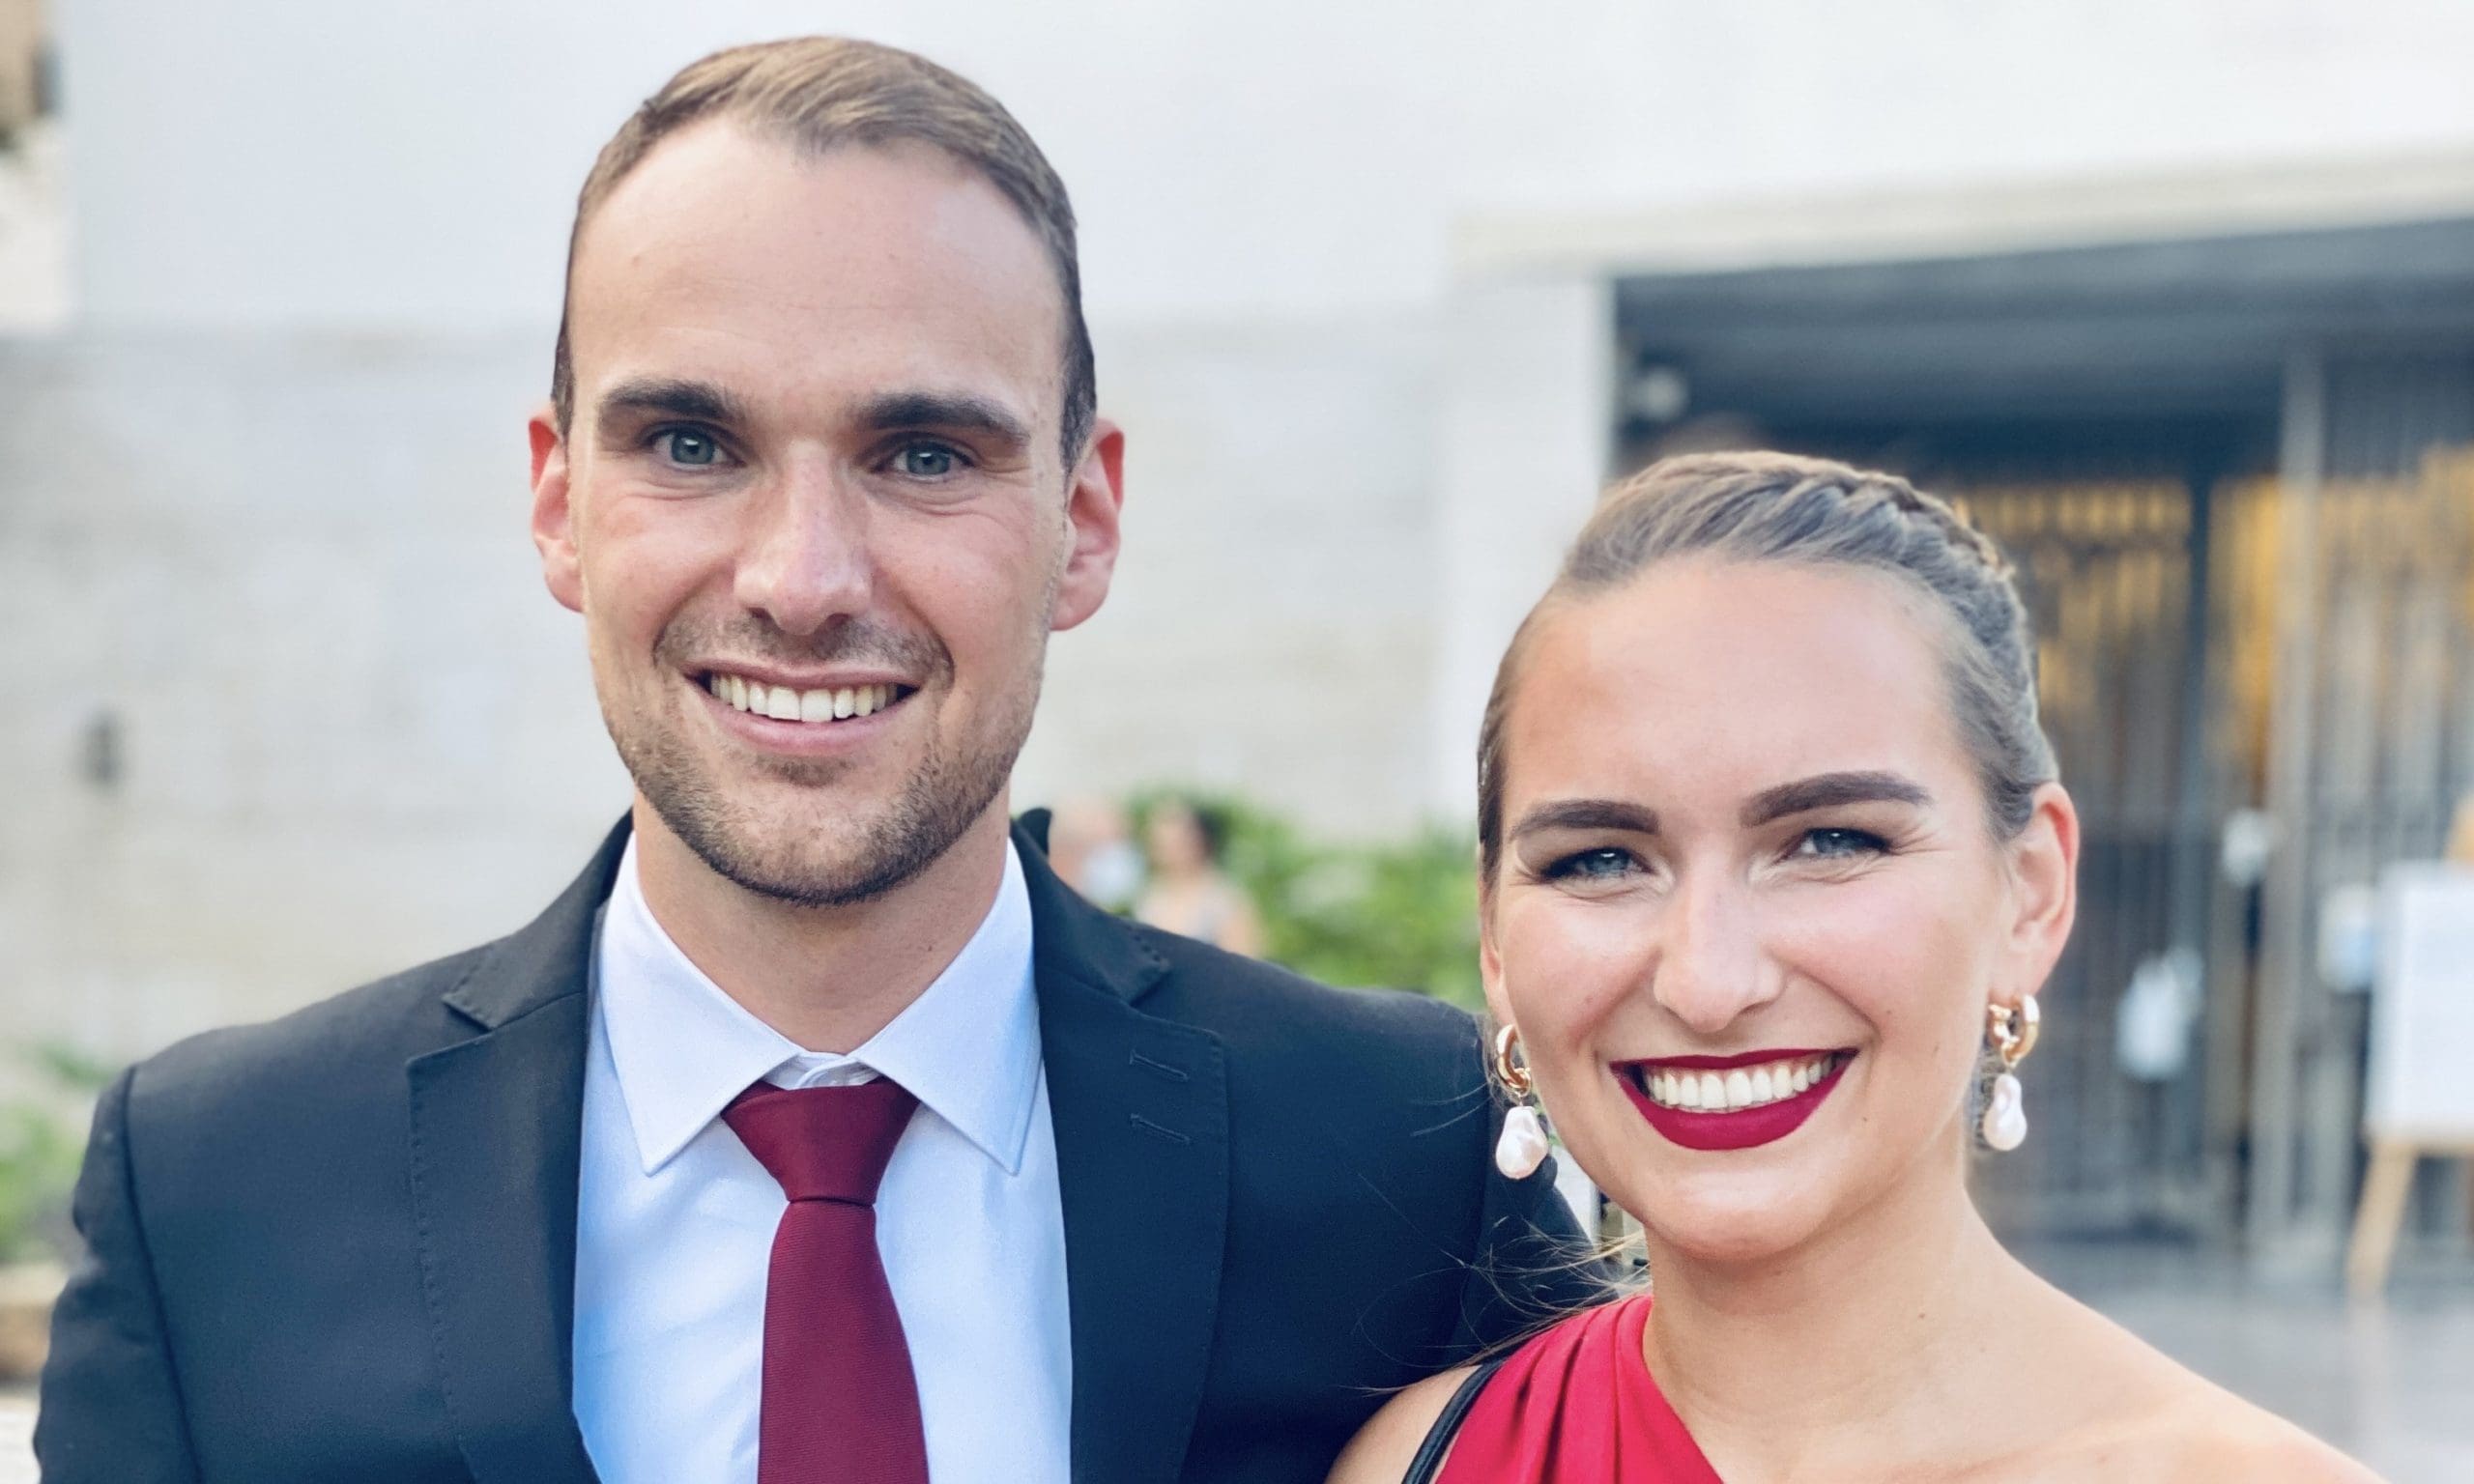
550, 37, 1096, 464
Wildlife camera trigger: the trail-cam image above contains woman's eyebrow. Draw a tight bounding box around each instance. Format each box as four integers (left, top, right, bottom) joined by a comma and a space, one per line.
1510, 798, 1660, 841
1740, 770, 1932, 826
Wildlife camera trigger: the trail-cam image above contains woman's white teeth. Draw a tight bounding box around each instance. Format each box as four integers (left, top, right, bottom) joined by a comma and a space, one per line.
1643, 1053, 1843, 1111
706, 674, 900, 725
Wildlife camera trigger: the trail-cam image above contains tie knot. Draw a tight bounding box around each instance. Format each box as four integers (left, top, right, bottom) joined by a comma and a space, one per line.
723, 1076, 918, 1205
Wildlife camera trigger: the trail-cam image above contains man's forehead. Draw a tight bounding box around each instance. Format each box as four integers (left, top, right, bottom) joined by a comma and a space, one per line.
565, 121, 1065, 414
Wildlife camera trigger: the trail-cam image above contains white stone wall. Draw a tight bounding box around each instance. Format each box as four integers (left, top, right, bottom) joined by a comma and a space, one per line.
0, 333, 621, 1052
49, 0, 2474, 331
14, 0, 2474, 1049
0, 316, 1454, 1048
1020, 311, 1447, 832
1426, 275, 1616, 818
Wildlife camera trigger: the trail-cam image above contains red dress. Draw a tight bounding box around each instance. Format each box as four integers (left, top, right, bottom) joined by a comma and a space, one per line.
1434, 1296, 1722, 1484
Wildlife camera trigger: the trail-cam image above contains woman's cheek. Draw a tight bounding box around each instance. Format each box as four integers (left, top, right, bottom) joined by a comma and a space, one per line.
1503, 893, 1654, 1050
1768, 871, 1971, 1030
1494, 890, 1653, 1088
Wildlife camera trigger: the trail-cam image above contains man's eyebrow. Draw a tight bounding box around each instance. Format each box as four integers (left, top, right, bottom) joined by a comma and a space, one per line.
1510, 798, 1661, 841
1740, 771, 1933, 827
595, 377, 752, 429
855, 390, 1031, 446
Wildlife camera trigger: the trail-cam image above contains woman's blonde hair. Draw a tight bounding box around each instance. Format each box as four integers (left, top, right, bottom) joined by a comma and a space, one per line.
1476, 451, 2056, 882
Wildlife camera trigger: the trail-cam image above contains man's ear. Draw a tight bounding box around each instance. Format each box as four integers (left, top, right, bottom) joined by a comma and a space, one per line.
530, 403, 585, 614
1999, 783, 2081, 1009
1050, 417, 1126, 633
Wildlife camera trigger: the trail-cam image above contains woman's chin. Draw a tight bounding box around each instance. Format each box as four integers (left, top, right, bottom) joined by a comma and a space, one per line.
1626, 1171, 1841, 1270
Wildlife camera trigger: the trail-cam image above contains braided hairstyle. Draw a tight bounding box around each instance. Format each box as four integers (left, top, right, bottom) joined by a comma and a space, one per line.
1476, 452, 2056, 881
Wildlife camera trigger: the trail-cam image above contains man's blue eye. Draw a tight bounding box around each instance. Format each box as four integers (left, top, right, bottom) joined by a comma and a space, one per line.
659, 430, 721, 467
896, 443, 959, 478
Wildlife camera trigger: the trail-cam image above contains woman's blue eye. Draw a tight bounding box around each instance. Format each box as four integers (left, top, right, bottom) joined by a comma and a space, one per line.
895, 443, 960, 478
1547, 847, 1637, 880
657, 430, 722, 467
1797, 827, 1887, 860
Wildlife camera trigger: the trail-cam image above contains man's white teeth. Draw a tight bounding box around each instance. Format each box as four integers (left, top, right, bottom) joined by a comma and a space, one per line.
705, 674, 901, 725
1641, 1053, 1844, 1112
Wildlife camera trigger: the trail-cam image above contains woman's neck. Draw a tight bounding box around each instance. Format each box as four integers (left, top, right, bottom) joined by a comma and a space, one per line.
1641, 1142, 2045, 1480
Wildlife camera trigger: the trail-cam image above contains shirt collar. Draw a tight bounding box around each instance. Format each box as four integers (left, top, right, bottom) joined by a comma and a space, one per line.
593, 835, 1042, 1178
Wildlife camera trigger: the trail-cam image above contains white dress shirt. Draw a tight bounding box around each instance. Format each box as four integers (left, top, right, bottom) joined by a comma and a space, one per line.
572, 837, 1072, 1484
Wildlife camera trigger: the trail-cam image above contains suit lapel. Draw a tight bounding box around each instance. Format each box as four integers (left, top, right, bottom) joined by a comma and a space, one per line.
405, 822, 627, 1484
1019, 821, 1231, 1484
400, 815, 1231, 1484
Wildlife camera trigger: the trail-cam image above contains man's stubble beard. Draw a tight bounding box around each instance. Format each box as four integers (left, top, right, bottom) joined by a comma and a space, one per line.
603, 617, 1050, 911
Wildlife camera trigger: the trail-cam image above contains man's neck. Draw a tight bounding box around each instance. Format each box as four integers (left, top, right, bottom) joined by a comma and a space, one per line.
628, 794, 1017, 1055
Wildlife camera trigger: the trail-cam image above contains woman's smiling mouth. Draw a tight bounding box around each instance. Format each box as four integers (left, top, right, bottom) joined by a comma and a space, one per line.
1615, 1048, 1855, 1152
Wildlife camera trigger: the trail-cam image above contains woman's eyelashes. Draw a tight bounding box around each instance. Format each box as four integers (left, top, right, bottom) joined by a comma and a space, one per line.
1530, 825, 1894, 885
1791, 825, 1893, 862
1538, 845, 1645, 883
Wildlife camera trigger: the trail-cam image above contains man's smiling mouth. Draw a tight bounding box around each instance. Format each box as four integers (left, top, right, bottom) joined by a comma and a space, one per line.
700, 671, 916, 725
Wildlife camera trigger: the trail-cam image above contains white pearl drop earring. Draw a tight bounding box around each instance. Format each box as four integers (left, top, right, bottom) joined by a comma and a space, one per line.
1979, 995, 2040, 1153
1492, 1024, 1552, 1180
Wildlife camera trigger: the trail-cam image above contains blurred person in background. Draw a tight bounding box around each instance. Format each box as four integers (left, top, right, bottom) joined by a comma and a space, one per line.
1335, 455, 2373, 1484
35, 36, 1597, 1484
1136, 797, 1264, 956
2448, 791, 2474, 866
1045, 794, 1145, 912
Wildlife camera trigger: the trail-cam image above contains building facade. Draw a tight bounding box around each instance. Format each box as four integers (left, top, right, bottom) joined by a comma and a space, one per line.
7, 0, 2474, 1252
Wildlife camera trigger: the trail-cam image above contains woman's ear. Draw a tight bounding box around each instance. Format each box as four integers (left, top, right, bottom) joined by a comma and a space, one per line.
1478, 847, 1513, 1028
1999, 782, 2081, 1005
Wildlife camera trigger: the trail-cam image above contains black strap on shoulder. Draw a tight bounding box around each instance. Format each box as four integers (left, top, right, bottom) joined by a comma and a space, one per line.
1402, 1356, 1510, 1484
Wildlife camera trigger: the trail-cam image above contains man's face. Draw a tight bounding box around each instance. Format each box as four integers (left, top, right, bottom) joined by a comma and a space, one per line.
532, 123, 1123, 905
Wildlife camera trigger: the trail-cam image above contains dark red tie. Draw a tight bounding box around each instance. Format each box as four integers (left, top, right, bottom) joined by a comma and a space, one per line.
724, 1076, 929, 1484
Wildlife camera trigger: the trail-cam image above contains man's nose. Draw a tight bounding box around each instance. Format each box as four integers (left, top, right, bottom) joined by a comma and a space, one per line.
734, 457, 873, 638
1651, 871, 1783, 1037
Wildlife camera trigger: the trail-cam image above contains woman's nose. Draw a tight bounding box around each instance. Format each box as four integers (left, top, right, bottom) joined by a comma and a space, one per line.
1650, 873, 1783, 1037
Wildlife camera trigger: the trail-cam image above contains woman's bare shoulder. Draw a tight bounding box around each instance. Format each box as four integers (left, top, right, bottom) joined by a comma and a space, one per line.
2059, 1370, 2382, 1483
1324, 1365, 1479, 1484
2157, 1391, 2381, 1483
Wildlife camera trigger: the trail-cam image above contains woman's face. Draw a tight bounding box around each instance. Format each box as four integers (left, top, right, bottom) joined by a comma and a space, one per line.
1482, 558, 2075, 1265
1146, 803, 1210, 873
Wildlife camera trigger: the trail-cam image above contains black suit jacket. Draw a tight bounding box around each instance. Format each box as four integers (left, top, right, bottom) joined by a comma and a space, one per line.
38, 816, 1600, 1484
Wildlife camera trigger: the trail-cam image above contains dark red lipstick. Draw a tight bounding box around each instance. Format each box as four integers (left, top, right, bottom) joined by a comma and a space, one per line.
1616, 1050, 1853, 1152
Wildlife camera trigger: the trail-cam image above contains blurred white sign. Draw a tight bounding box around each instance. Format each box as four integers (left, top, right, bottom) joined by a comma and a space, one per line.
2116, 947, 2202, 1082
2367, 866, 2474, 1139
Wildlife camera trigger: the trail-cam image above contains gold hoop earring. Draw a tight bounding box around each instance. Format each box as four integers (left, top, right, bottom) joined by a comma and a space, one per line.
1491, 1024, 1549, 1180
1986, 995, 2041, 1070
1493, 1023, 1536, 1099
1980, 994, 2039, 1152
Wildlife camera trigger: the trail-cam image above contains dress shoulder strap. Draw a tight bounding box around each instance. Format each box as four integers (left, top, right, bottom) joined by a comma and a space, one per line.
1402, 1357, 1509, 1484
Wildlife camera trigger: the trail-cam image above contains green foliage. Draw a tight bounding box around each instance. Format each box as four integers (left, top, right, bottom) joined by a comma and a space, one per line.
0, 1042, 110, 1265
1129, 791, 1486, 1010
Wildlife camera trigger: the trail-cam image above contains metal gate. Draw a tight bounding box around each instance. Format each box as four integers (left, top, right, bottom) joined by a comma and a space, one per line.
1939, 440, 2474, 1241
1952, 478, 2222, 1235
